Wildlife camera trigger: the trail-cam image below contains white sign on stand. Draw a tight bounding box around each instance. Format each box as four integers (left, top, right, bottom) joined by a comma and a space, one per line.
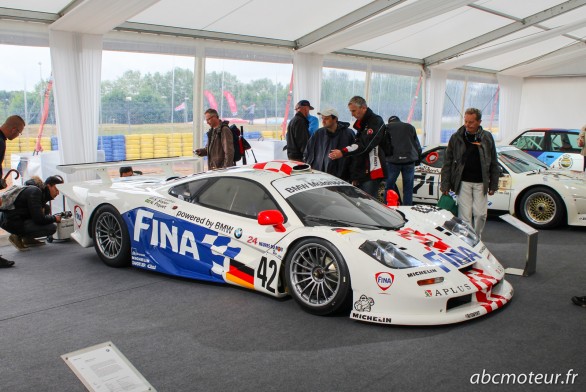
62, 341, 156, 392
499, 214, 538, 276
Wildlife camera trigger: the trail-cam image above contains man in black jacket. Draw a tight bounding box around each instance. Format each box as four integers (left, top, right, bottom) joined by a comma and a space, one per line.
286, 100, 312, 160
384, 115, 422, 205
329, 96, 386, 197
0, 115, 25, 267
0, 176, 64, 251
303, 108, 355, 181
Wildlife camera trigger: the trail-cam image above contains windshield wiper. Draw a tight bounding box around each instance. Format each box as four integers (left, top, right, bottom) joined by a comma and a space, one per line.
303, 215, 396, 230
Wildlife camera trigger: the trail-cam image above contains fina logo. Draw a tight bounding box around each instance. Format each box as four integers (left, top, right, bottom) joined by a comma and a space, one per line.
375, 272, 394, 291
74, 205, 83, 228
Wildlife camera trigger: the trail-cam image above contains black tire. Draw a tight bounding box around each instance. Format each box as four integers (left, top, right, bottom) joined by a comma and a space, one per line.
518, 186, 565, 229
46, 236, 53, 243
92, 205, 131, 267
285, 238, 351, 316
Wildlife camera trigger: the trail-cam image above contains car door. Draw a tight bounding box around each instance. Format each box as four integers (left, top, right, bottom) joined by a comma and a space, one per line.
186, 176, 289, 294
548, 130, 584, 171
487, 164, 512, 211
413, 147, 445, 204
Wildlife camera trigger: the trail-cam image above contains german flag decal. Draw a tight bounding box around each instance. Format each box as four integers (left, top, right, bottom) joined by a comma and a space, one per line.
226, 259, 255, 289
333, 228, 354, 235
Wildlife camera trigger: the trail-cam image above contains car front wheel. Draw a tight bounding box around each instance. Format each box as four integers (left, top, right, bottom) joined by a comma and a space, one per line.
518, 187, 565, 229
92, 205, 131, 267
285, 238, 351, 316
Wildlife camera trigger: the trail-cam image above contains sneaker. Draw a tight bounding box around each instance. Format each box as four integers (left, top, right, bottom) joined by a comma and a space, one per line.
22, 237, 46, 247
8, 234, 29, 251
0, 256, 15, 268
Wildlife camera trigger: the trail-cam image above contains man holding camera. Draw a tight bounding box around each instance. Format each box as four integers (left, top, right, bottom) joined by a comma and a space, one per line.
0, 175, 64, 251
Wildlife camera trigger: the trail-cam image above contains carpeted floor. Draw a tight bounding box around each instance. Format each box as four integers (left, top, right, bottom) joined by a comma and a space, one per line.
0, 218, 585, 392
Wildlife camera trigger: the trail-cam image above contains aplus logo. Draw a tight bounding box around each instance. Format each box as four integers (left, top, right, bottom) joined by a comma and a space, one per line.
375, 272, 394, 291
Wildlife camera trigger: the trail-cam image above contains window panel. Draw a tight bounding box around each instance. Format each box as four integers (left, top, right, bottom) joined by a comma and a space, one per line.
321, 68, 366, 123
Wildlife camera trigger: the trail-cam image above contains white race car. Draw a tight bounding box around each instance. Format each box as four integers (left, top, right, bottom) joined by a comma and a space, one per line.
405, 145, 586, 229
57, 159, 513, 326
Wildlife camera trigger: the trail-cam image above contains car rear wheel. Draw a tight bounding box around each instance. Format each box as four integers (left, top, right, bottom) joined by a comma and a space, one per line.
92, 205, 131, 267
285, 238, 351, 316
518, 187, 565, 229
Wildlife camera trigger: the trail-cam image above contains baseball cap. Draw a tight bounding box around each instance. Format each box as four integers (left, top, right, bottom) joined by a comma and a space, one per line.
388, 115, 400, 123
317, 108, 339, 118
296, 100, 314, 110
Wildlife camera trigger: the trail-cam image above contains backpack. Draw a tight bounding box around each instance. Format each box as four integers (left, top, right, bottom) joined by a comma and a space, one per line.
222, 121, 252, 164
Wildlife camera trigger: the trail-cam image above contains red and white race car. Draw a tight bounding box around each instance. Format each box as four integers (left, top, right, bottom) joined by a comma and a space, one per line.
57, 159, 513, 326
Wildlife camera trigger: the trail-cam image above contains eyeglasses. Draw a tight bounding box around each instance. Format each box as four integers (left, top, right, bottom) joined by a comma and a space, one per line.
205, 115, 217, 122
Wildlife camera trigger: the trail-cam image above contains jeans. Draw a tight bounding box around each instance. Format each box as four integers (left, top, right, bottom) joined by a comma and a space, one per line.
457, 181, 488, 238
385, 162, 415, 206
0, 216, 57, 239
357, 179, 381, 199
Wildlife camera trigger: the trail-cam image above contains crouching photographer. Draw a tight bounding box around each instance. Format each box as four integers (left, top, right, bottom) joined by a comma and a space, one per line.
0, 175, 64, 250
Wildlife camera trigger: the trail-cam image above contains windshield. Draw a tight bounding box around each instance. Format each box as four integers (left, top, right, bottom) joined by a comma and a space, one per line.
498, 148, 549, 173
286, 185, 405, 230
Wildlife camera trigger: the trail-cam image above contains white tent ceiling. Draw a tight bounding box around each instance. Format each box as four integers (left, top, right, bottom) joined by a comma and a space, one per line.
1, 0, 586, 77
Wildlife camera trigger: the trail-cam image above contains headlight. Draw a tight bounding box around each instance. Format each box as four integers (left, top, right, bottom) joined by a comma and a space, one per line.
443, 217, 479, 247
360, 240, 424, 269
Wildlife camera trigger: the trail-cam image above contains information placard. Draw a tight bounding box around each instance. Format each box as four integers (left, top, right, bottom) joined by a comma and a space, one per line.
62, 341, 156, 392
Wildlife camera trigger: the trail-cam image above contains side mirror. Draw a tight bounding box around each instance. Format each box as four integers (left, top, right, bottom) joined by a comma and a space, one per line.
258, 210, 286, 232
498, 166, 505, 177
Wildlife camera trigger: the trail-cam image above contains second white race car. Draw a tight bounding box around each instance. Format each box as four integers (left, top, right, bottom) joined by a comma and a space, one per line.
400, 145, 586, 229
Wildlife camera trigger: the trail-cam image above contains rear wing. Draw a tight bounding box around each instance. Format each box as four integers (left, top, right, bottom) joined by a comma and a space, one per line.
57, 156, 201, 184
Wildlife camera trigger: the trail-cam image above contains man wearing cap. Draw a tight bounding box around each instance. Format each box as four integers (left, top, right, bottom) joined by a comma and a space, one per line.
384, 115, 422, 206
286, 100, 312, 161
329, 96, 386, 198
0, 175, 64, 251
304, 108, 355, 181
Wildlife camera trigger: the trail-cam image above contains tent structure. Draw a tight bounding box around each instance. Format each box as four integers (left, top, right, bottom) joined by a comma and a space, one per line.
1, 0, 586, 168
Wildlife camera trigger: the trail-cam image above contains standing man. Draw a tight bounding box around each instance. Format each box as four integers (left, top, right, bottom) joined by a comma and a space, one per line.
286, 100, 312, 161
329, 96, 386, 198
0, 115, 25, 267
195, 109, 235, 170
384, 115, 422, 206
440, 108, 499, 238
303, 108, 355, 181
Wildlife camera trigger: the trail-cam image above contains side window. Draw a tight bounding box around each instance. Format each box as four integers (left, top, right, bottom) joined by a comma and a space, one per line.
169, 179, 210, 202
511, 131, 545, 151
196, 178, 279, 219
551, 132, 580, 153
421, 148, 445, 169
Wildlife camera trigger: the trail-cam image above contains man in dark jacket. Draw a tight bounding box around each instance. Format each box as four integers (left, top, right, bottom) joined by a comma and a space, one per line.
0, 175, 64, 250
0, 115, 25, 266
286, 100, 312, 160
329, 96, 386, 198
303, 108, 355, 181
385, 115, 422, 206
440, 108, 499, 238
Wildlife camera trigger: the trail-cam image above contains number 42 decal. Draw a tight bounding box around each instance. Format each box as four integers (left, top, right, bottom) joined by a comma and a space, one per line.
257, 256, 277, 293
